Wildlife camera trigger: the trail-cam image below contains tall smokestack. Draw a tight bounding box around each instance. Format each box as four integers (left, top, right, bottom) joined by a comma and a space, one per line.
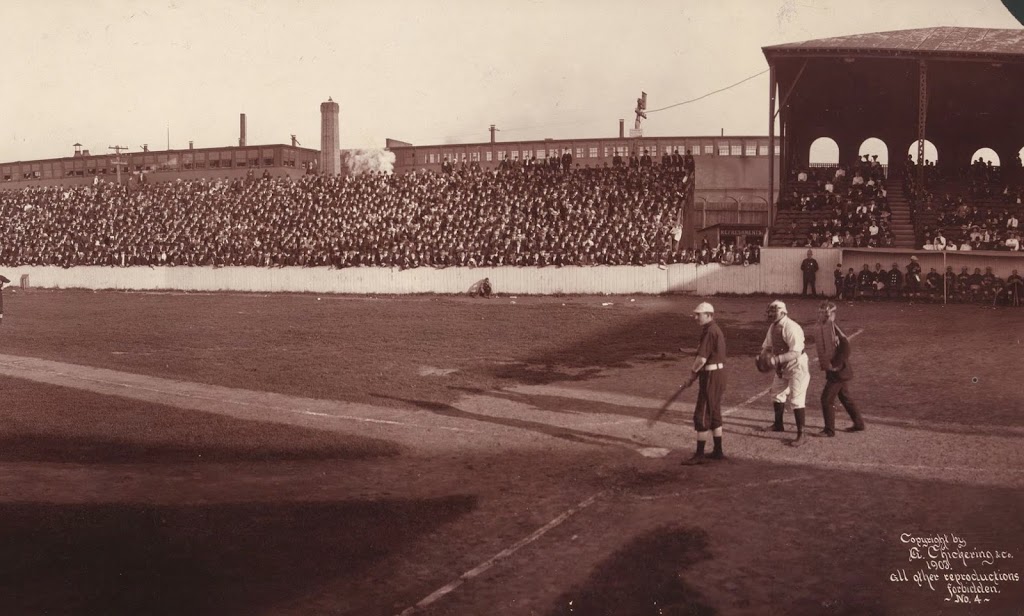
489, 124, 496, 144
239, 113, 247, 147
320, 98, 341, 175
619, 119, 624, 139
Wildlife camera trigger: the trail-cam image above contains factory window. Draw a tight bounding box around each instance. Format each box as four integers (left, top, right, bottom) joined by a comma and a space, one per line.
745, 145, 757, 156
589, 147, 598, 158
716, 144, 728, 156
775, 144, 781, 155
522, 150, 530, 160
731, 145, 742, 156
759, 145, 769, 156
511, 150, 519, 160
536, 149, 545, 160
497, 150, 505, 161
485, 151, 492, 162
470, 152, 480, 162
576, 148, 584, 159
704, 145, 714, 155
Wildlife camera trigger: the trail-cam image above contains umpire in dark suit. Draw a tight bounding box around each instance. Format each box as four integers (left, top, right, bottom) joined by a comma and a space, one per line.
801, 249, 819, 296
814, 302, 866, 437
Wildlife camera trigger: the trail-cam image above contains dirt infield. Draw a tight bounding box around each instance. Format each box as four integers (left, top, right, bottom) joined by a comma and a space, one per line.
0, 290, 1021, 615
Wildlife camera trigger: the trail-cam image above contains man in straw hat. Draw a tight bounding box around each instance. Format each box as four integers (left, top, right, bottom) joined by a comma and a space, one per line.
682, 301, 728, 465
813, 301, 866, 437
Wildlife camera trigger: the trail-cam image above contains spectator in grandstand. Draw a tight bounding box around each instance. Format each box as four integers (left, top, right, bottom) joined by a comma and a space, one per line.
1006, 232, 1021, 251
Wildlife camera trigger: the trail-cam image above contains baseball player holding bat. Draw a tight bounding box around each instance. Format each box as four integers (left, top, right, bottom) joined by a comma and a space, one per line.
678, 301, 728, 465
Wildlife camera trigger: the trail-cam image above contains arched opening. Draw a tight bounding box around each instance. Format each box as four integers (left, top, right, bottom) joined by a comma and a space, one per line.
906, 140, 938, 165
970, 148, 1000, 167
858, 138, 889, 165
809, 137, 839, 166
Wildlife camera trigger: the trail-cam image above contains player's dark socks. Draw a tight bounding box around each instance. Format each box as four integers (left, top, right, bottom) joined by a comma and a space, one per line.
682, 441, 707, 465
711, 436, 724, 458
764, 402, 785, 431
845, 425, 866, 432
791, 408, 806, 447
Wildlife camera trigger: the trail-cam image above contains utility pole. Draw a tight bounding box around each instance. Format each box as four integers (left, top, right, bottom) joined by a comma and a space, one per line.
109, 145, 129, 185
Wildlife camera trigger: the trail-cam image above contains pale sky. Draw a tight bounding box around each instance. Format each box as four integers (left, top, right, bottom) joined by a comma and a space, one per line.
1, 0, 1018, 163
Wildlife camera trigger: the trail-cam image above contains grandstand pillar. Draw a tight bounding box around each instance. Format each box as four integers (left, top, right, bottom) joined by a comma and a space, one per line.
768, 63, 777, 227
915, 60, 928, 188
838, 136, 861, 170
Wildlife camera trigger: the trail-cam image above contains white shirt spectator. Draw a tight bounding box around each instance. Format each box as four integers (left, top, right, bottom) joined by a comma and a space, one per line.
1008, 214, 1019, 229
868, 223, 879, 236
1006, 236, 1020, 251
824, 181, 834, 193
797, 170, 808, 182
933, 234, 947, 250
960, 242, 972, 251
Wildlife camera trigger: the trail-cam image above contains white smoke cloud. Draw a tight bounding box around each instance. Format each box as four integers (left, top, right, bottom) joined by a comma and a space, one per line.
344, 149, 396, 175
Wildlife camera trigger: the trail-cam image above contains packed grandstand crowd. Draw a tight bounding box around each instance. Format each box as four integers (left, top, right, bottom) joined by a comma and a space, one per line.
780, 154, 896, 248
904, 154, 1023, 251
0, 158, 762, 269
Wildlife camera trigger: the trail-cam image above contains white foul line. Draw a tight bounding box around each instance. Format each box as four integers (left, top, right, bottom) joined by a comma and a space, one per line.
0, 358, 478, 433
396, 490, 606, 616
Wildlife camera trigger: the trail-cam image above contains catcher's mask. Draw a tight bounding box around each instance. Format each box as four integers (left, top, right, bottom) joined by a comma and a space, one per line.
766, 300, 787, 323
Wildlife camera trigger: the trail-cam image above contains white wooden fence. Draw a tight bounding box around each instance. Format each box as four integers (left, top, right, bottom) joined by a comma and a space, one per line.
2, 248, 846, 296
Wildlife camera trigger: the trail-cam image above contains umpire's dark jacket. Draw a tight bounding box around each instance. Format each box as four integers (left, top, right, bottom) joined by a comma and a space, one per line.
825, 329, 853, 382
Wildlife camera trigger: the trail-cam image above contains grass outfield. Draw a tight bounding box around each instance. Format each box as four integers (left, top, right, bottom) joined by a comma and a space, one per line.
0, 289, 1021, 615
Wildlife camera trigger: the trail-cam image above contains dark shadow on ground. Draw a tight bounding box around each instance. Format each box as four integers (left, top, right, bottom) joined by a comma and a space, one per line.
374, 395, 645, 450
0, 496, 475, 616
0, 379, 401, 463
547, 525, 717, 616
486, 311, 768, 386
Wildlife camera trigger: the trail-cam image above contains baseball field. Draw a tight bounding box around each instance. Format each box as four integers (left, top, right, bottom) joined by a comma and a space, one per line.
0, 288, 1020, 615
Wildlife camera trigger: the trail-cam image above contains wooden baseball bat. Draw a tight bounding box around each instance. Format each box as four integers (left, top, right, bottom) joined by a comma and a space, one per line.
647, 378, 695, 426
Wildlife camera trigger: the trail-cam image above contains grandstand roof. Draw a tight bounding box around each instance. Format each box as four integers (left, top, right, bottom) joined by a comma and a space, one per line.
763, 27, 1024, 61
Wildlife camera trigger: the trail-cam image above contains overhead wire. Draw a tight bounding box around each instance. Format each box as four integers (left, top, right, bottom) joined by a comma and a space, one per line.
432, 68, 771, 142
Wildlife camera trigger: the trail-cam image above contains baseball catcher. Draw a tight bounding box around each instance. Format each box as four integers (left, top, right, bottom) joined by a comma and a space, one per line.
760, 300, 810, 447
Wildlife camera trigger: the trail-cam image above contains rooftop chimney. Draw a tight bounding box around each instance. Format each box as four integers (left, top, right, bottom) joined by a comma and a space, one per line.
489, 124, 496, 144
188, 141, 194, 150
240, 113, 247, 147
619, 120, 624, 139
